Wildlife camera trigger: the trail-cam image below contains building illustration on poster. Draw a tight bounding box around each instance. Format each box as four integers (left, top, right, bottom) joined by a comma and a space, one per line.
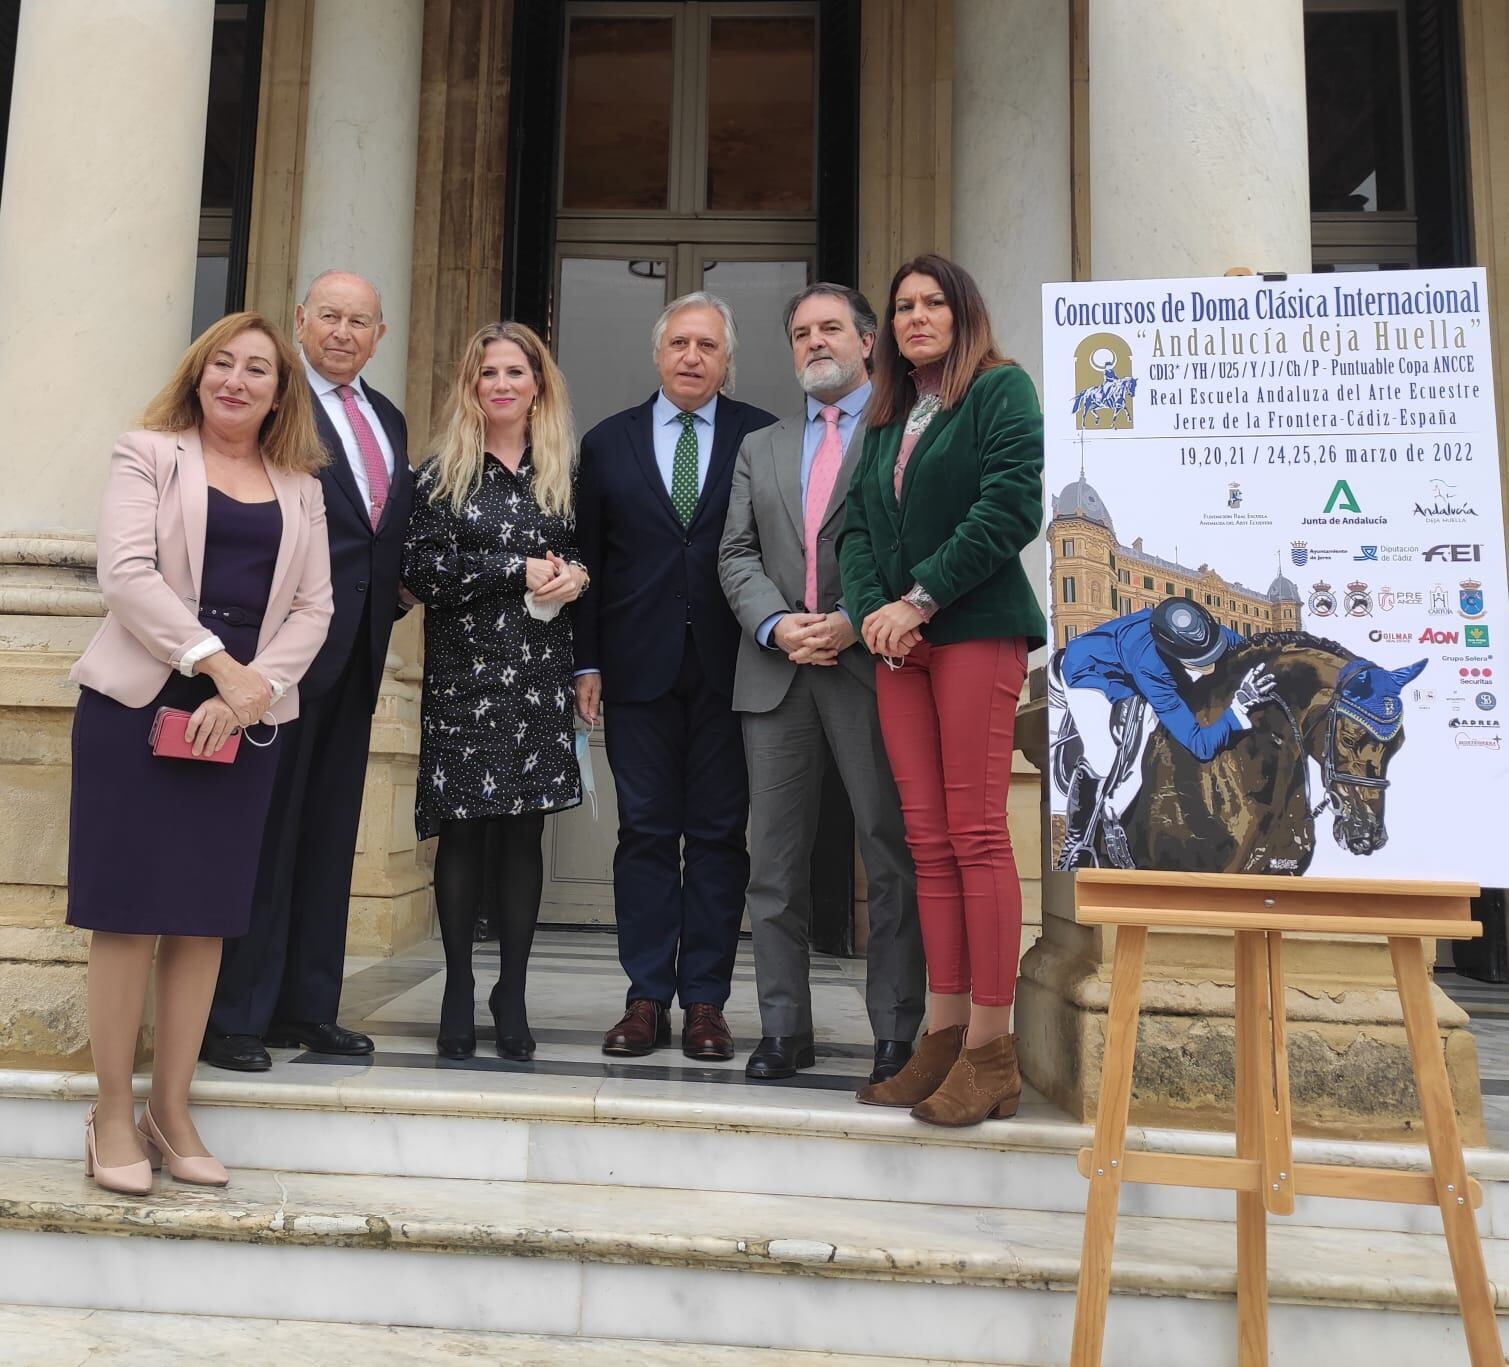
1041, 268, 1508, 884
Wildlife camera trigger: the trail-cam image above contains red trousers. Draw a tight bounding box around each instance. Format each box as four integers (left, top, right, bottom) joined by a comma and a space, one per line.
875, 636, 1027, 1006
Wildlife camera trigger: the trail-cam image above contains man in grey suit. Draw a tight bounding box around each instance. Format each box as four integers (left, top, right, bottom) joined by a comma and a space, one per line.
719, 284, 925, 1083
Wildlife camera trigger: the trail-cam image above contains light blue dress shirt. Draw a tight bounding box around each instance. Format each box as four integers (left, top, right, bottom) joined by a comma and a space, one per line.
756, 380, 871, 647
652, 389, 719, 498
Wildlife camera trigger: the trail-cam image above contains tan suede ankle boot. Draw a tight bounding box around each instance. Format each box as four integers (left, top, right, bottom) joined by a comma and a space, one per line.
910, 1033, 1021, 1127
855, 1025, 965, 1107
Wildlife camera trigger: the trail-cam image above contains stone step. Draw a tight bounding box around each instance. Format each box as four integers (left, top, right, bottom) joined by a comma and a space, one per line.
0, 1304, 952, 1366
0, 1156, 1501, 1366
3, 1067, 1504, 1240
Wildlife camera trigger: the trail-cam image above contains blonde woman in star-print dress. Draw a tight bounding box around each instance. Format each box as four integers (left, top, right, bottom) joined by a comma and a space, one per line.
402, 322, 590, 1064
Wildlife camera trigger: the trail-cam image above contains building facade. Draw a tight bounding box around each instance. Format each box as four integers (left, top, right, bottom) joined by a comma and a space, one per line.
0, 0, 1506, 1139
1049, 475, 1306, 648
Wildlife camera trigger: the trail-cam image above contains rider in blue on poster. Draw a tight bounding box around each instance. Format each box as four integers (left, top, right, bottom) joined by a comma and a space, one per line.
1051, 599, 1278, 868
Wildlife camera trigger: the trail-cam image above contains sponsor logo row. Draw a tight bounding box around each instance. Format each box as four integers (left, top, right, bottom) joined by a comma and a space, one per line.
1311, 580, 1486, 620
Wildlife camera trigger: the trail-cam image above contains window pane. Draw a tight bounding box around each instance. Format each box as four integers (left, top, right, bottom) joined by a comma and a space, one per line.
557, 257, 668, 432
562, 19, 673, 211
1304, 11, 1408, 212
700, 258, 810, 417
192, 255, 231, 339
706, 17, 815, 213
202, 15, 250, 212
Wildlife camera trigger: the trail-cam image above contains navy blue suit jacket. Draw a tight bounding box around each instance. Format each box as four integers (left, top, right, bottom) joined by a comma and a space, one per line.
575, 392, 778, 702
299, 381, 414, 708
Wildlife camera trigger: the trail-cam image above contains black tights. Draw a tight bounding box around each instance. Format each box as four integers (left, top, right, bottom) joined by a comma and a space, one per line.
433, 813, 545, 1042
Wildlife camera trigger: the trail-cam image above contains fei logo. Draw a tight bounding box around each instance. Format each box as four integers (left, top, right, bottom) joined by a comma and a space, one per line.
1324, 480, 1361, 514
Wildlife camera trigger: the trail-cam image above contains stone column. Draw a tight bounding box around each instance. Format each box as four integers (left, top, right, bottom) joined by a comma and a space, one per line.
951, 0, 1074, 963
1014, 1, 1485, 1142
294, 0, 424, 401
1088, 3, 1312, 280
292, 0, 428, 957
0, 0, 215, 1064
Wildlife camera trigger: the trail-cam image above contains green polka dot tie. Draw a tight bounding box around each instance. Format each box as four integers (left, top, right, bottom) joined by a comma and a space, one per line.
671, 410, 699, 527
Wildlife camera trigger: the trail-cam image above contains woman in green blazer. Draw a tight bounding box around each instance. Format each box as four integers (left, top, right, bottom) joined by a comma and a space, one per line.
838, 253, 1046, 1128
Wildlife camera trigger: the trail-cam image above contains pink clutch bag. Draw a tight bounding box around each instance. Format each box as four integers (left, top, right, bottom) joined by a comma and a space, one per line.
148, 706, 240, 764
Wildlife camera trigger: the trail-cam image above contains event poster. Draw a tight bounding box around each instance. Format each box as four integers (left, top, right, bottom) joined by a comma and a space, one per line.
1041, 267, 1508, 882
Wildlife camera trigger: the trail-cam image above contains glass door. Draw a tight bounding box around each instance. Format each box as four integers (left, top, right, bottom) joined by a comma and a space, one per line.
552, 2, 819, 427
543, 2, 821, 928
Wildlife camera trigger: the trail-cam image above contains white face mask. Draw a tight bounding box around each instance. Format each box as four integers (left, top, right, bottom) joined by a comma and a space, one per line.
575, 722, 598, 822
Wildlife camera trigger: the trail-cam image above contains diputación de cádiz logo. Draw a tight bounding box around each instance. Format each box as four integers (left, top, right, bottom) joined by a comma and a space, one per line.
1071, 332, 1136, 431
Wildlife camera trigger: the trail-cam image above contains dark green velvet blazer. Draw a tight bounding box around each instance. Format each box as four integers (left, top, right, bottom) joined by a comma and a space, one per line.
838, 363, 1047, 650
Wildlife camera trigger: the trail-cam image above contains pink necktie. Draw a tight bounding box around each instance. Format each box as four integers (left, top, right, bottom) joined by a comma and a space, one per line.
337, 384, 390, 529
803, 406, 844, 613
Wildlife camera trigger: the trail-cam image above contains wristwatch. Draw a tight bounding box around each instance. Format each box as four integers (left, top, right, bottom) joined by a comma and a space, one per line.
902, 583, 939, 621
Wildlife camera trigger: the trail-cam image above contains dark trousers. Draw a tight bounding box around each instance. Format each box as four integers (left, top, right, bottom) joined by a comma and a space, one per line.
603, 633, 748, 1009
211, 630, 375, 1035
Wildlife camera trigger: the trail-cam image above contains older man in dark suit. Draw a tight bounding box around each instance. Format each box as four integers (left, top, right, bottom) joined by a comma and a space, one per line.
719, 284, 924, 1083
574, 293, 776, 1060
205, 269, 414, 1071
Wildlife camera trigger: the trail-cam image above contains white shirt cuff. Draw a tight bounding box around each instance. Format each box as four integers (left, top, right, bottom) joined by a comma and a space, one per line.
179, 635, 226, 677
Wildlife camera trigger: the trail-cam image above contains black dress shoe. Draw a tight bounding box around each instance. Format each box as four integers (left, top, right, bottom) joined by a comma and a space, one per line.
488, 984, 535, 1061
200, 1031, 271, 1073
745, 1034, 816, 1080
264, 1021, 374, 1055
436, 1032, 476, 1061
870, 1038, 914, 1085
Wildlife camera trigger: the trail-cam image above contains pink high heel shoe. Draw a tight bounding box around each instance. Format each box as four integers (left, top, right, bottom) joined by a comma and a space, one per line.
83, 1105, 153, 1196
137, 1104, 229, 1187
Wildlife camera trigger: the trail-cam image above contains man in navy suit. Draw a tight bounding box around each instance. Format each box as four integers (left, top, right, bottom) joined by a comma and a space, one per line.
575, 293, 777, 1059
205, 269, 415, 1070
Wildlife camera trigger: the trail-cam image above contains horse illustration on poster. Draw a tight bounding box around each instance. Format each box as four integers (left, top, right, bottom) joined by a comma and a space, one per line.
1050, 609, 1426, 875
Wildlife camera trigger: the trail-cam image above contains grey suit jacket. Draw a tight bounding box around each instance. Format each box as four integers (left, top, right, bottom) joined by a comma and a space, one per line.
719, 408, 875, 713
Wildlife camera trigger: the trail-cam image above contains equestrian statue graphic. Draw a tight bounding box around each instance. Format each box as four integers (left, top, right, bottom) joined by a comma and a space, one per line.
1050, 598, 1425, 875
1071, 354, 1137, 429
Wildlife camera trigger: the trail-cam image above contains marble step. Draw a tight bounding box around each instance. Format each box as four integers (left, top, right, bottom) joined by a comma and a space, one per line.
2, 1067, 1504, 1240
0, 1156, 1502, 1366
0, 1304, 954, 1366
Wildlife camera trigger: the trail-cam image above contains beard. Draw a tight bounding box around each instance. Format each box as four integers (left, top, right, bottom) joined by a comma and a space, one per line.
799, 355, 859, 397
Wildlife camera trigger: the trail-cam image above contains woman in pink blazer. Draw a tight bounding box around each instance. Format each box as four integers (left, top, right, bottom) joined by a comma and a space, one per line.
68, 312, 332, 1193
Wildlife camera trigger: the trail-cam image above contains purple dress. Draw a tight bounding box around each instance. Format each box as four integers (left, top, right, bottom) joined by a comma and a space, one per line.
68, 489, 284, 938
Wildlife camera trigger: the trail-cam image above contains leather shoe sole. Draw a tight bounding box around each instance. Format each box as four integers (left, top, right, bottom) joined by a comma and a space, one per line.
683, 1036, 735, 1062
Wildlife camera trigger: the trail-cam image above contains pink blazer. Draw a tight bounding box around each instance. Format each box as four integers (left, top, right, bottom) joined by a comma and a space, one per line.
70, 429, 334, 723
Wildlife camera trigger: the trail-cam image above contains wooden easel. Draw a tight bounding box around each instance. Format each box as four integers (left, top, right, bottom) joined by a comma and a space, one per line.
1068, 869, 1503, 1367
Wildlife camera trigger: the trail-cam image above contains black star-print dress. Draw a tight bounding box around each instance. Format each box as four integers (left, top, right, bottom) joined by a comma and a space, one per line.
402, 453, 582, 839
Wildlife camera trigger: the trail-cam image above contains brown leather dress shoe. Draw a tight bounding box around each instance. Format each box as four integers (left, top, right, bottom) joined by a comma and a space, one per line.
602, 1000, 671, 1056
910, 1033, 1021, 1127
681, 1003, 734, 1061
855, 1025, 964, 1107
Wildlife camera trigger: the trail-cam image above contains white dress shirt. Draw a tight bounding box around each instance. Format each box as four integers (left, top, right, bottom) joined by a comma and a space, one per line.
303, 355, 397, 515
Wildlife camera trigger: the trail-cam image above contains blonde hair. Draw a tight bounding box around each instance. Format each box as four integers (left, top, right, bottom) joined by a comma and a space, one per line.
429, 323, 576, 519
140, 312, 325, 475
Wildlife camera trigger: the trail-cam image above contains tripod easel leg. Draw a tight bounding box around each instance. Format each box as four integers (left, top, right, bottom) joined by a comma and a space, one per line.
1388, 936, 1504, 1367
1233, 931, 1270, 1366
1070, 924, 1148, 1366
